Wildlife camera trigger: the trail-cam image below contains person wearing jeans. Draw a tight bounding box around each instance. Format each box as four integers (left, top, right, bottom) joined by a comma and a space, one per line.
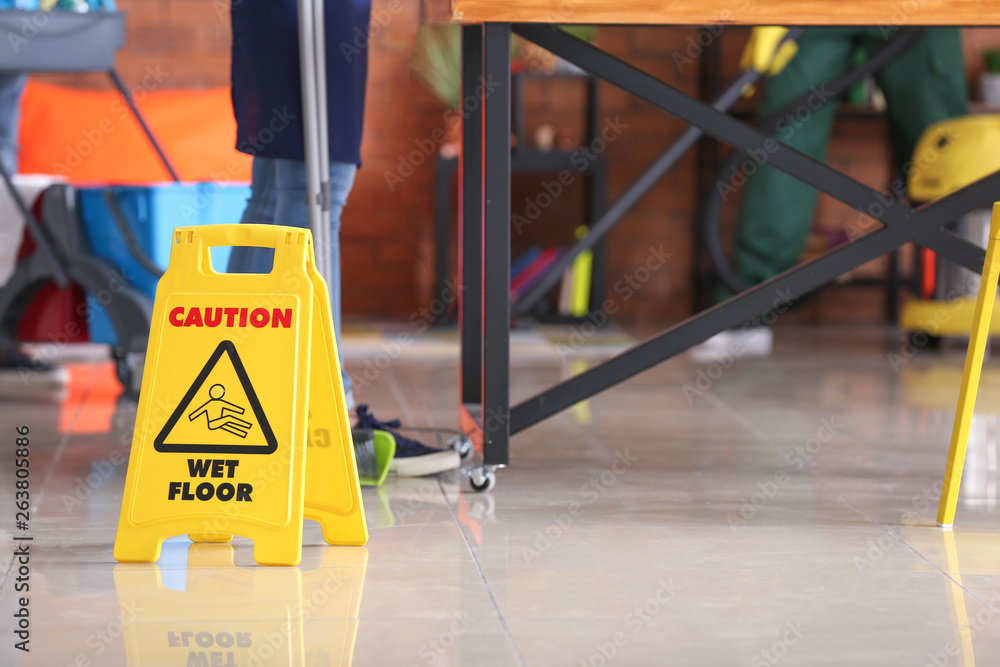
226, 158, 356, 406
0, 72, 25, 174
228, 0, 460, 476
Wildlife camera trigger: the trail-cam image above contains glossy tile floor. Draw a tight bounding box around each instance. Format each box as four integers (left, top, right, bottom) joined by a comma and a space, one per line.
4, 324, 1000, 665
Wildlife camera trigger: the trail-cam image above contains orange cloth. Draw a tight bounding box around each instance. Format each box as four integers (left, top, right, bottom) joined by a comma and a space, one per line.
18, 79, 251, 184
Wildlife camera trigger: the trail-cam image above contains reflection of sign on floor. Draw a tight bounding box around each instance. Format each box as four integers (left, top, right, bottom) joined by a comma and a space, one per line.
113, 544, 368, 667
154, 341, 276, 455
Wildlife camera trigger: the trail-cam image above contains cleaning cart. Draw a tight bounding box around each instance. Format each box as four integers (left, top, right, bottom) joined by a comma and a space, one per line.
900, 115, 1000, 341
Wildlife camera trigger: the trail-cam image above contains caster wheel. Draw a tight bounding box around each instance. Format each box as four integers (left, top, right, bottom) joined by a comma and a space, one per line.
448, 434, 473, 460
468, 466, 496, 493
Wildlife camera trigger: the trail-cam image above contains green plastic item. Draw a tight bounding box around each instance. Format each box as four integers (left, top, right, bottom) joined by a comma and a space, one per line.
353, 429, 395, 487
846, 46, 869, 106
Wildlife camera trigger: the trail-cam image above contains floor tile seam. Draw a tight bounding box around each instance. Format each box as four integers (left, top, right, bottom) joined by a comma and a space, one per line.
437, 478, 528, 667
34, 364, 98, 510
701, 388, 1000, 618
373, 373, 525, 663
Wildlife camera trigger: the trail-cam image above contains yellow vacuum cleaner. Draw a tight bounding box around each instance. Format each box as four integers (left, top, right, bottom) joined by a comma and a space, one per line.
901, 115, 1000, 339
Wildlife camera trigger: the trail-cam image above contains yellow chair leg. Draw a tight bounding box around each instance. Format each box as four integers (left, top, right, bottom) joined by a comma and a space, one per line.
937, 202, 1000, 527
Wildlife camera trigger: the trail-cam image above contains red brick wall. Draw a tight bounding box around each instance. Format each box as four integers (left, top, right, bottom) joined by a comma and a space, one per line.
34, 2, 1000, 325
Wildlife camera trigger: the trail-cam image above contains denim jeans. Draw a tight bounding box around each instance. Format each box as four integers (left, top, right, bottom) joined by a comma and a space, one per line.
0, 73, 25, 357
226, 157, 357, 399
0, 73, 25, 175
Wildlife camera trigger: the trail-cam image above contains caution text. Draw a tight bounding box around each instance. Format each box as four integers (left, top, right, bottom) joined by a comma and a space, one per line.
168, 307, 293, 329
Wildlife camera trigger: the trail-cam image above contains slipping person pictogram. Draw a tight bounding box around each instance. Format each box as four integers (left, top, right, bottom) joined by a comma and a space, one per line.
188, 384, 253, 438
154, 340, 277, 455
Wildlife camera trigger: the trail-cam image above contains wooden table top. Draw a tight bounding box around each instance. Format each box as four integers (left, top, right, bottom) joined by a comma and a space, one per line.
424, 0, 1000, 26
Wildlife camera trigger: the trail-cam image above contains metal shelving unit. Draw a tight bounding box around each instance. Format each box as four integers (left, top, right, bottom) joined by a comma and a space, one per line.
433, 69, 607, 325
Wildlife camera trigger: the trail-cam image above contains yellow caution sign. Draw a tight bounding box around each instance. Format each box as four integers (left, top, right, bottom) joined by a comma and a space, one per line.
938, 203, 1000, 528
115, 225, 366, 567
302, 253, 368, 544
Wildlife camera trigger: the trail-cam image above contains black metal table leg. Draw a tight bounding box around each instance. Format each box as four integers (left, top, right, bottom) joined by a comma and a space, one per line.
458, 22, 999, 471
459, 24, 485, 445
585, 76, 606, 312
434, 154, 453, 325
481, 23, 512, 469
587, 156, 607, 312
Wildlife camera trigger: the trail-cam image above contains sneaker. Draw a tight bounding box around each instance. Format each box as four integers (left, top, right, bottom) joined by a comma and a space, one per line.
0, 346, 70, 393
353, 404, 461, 477
687, 325, 773, 364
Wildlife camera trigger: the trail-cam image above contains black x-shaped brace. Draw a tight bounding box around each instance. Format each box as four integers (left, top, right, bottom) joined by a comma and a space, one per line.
503, 24, 999, 435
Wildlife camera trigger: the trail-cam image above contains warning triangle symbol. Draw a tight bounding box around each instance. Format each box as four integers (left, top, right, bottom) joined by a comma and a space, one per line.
154, 340, 278, 455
